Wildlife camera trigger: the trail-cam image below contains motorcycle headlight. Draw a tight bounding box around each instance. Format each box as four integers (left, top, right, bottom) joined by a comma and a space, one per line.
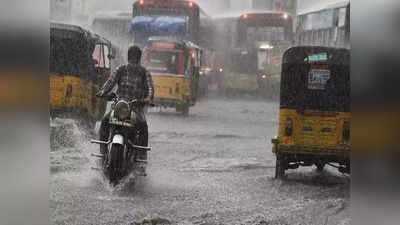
114, 100, 130, 120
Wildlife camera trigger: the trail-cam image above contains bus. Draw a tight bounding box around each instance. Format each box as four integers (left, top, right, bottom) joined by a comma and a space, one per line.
91, 11, 132, 66
92, 11, 132, 47
213, 11, 294, 96
50, 0, 72, 22
130, 0, 203, 47
296, 0, 350, 49
50, 0, 89, 25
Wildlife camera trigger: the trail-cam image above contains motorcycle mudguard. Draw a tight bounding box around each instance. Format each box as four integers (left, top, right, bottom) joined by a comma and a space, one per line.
112, 134, 124, 145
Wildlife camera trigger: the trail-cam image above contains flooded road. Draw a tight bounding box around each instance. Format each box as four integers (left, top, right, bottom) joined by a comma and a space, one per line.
50, 97, 349, 225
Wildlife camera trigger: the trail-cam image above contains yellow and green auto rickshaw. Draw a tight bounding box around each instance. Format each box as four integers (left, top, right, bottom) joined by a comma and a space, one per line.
271, 46, 350, 178
50, 22, 114, 125
142, 37, 202, 115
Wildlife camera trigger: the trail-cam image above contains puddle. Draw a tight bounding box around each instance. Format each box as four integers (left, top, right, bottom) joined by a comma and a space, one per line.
185, 157, 271, 172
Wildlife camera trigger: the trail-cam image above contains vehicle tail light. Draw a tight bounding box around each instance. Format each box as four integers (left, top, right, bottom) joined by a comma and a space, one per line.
285, 118, 293, 136
188, 1, 194, 8
343, 121, 350, 142
242, 14, 248, 19
139, 0, 144, 5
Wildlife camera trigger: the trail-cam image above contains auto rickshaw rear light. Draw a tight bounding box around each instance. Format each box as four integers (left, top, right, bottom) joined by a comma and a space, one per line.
343, 121, 350, 142
285, 118, 293, 136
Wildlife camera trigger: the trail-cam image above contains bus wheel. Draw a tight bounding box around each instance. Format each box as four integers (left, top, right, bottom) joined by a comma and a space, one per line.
316, 163, 325, 172
275, 154, 286, 179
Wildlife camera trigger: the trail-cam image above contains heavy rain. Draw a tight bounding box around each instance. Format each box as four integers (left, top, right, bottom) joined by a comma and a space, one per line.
50, 0, 350, 224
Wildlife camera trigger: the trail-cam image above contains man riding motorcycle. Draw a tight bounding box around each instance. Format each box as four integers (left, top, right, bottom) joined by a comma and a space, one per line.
97, 46, 154, 174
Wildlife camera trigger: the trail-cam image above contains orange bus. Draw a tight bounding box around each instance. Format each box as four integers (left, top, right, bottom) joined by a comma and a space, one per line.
213, 11, 294, 96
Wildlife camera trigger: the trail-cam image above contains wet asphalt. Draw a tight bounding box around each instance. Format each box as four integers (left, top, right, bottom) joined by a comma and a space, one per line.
50, 96, 349, 225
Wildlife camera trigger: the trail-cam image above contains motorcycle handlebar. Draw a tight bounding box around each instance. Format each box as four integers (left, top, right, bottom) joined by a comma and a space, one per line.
97, 92, 155, 106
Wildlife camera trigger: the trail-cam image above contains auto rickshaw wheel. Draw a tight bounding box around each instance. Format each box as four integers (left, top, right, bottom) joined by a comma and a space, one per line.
182, 105, 189, 116
176, 104, 189, 116
275, 153, 286, 179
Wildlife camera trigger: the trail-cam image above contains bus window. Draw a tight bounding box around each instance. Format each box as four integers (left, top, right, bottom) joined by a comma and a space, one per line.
338, 7, 347, 27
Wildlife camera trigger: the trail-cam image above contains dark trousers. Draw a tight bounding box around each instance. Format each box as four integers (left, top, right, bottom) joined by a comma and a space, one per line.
99, 108, 148, 160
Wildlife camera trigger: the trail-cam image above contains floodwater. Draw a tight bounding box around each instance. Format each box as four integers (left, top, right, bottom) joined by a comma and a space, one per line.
50, 96, 349, 225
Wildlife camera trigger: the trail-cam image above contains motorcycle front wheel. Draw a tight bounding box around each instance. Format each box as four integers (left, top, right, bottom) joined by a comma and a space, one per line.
108, 144, 124, 185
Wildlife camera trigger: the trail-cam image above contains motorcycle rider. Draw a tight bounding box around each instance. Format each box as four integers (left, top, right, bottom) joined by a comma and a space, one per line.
97, 45, 154, 175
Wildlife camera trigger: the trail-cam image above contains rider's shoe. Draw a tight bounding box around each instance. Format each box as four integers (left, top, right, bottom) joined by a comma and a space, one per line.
135, 161, 147, 176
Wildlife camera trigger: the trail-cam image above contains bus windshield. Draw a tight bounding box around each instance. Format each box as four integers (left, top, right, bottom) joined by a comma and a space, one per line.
246, 26, 286, 43
144, 50, 181, 74
130, 15, 189, 45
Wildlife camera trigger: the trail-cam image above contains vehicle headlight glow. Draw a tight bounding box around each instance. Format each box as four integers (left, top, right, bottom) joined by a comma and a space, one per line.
114, 100, 130, 120
260, 44, 274, 50
219, 68, 223, 72
283, 13, 288, 20
262, 75, 267, 79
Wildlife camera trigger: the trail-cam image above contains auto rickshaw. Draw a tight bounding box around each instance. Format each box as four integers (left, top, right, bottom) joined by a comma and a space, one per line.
219, 48, 260, 96
50, 22, 114, 125
142, 37, 201, 115
271, 46, 350, 178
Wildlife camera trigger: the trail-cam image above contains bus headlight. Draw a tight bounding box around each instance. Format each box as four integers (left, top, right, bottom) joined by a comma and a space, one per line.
283, 13, 288, 20
115, 101, 130, 120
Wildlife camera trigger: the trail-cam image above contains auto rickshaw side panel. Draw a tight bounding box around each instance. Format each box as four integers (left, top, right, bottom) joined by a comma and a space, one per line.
49, 74, 99, 117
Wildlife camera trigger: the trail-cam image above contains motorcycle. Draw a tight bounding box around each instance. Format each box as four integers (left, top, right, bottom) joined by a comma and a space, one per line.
91, 93, 151, 185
